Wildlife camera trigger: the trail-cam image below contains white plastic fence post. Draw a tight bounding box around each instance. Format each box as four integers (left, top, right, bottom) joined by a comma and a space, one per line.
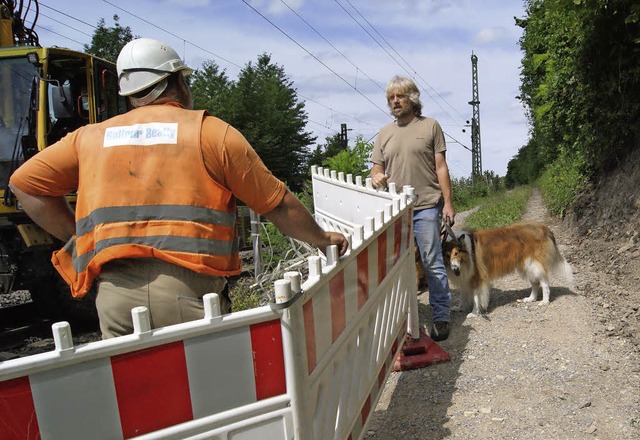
399, 193, 408, 210
375, 210, 384, 230
275, 279, 292, 304
355, 176, 363, 187
250, 209, 263, 279
330, 170, 337, 180
365, 216, 375, 238
338, 172, 345, 182
403, 185, 417, 204
308, 255, 322, 279
132, 306, 151, 335
384, 204, 393, 222
393, 198, 401, 215
52, 321, 73, 353
388, 182, 396, 195
365, 177, 374, 190
346, 174, 353, 185
353, 225, 364, 247
203, 293, 221, 318
284, 271, 301, 294
326, 244, 339, 267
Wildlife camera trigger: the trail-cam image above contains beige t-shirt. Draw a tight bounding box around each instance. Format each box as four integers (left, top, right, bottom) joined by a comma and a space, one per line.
371, 116, 446, 209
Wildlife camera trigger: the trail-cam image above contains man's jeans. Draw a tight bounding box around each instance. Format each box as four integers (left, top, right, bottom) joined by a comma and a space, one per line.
413, 204, 451, 323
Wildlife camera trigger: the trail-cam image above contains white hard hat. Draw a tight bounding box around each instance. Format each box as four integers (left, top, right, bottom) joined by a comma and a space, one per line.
117, 38, 193, 96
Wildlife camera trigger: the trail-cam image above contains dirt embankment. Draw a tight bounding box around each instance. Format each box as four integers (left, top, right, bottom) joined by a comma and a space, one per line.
364, 152, 640, 439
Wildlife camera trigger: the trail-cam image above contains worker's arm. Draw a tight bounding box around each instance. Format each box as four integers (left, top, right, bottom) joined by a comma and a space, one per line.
9, 183, 75, 242
435, 151, 455, 225
262, 190, 349, 256
370, 163, 388, 189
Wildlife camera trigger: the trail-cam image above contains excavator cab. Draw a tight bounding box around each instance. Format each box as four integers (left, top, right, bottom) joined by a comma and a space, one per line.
0, 47, 128, 204
0, 19, 128, 322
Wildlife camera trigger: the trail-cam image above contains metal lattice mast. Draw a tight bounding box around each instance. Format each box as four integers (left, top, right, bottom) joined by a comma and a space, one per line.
468, 52, 482, 179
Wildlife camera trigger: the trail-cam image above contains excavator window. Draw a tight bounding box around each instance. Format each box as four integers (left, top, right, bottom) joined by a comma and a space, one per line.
45, 57, 91, 145
94, 59, 128, 122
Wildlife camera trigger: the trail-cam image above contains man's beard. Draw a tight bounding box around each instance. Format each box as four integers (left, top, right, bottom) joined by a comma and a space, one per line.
392, 105, 411, 118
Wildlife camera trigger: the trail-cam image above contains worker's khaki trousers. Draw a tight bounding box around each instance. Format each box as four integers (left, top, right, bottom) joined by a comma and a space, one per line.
95, 258, 230, 339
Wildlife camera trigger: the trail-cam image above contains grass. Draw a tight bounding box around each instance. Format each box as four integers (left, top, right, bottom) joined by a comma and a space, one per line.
462, 185, 533, 229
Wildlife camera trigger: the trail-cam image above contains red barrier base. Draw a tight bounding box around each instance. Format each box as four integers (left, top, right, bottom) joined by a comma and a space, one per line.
393, 329, 451, 371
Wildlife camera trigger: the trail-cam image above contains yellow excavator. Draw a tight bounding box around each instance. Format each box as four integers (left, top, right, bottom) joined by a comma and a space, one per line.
0, 0, 127, 322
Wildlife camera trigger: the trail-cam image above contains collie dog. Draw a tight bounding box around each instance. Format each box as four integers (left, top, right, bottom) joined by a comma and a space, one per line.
442, 222, 573, 317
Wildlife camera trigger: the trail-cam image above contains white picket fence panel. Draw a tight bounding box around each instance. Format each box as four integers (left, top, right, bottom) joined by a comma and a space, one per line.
0, 167, 418, 440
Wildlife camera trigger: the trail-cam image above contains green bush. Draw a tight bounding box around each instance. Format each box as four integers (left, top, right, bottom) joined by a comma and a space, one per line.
323, 134, 373, 179
538, 153, 587, 217
452, 171, 506, 212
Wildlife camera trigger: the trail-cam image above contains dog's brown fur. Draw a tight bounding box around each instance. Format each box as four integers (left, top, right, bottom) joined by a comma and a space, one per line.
442, 221, 573, 317
415, 239, 427, 291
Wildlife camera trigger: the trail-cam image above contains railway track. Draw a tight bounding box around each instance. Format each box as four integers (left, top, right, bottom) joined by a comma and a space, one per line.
0, 301, 101, 359
0, 302, 54, 356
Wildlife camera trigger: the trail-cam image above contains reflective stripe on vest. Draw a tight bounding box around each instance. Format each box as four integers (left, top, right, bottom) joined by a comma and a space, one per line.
66, 232, 239, 275
75, 205, 236, 238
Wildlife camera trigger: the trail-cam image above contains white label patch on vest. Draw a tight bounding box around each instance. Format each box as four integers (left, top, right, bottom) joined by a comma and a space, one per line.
103, 123, 179, 147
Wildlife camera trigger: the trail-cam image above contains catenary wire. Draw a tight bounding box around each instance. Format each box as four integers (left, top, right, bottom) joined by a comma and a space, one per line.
343, 0, 468, 125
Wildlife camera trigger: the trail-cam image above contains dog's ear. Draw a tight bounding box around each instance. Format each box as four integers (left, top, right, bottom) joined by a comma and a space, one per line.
456, 234, 467, 251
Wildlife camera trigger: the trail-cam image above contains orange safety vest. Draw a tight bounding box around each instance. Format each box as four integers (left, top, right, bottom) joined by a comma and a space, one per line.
52, 105, 241, 298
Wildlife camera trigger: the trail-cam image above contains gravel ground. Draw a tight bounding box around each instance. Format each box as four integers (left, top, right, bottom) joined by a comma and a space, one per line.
363, 188, 640, 440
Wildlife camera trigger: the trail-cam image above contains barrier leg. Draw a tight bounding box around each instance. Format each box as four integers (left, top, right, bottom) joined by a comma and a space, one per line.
394, 276, 451, 371
393, 328, 451, 371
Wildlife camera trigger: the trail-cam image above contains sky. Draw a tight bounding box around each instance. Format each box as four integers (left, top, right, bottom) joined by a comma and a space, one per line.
34, 0, 530, 178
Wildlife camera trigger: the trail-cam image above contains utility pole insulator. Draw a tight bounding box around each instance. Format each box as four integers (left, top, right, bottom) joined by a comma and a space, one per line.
469, 52, 482, 179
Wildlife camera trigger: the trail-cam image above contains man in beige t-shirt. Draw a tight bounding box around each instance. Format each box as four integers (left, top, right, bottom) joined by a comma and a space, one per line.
370, 75, 455, 341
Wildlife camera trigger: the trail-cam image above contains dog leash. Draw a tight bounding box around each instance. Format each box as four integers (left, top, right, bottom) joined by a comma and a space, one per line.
441, 221, 459, 245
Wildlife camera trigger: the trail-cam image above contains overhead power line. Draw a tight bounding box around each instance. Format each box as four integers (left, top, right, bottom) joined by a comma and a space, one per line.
337, 0, 468, 128
279, 0, 383, 92
241, 0, 390, 118
100, 0, 243, 70
37, 24, 85, 46
40, 12, 93, 37
40, 2, 98, 29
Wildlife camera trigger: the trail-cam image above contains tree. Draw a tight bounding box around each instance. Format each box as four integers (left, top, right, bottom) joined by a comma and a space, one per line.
323, 134, 373, 179
517, 0, 640, 180
225, 54, 316, 192
83, 15, 136, 63
190, 60, 232, 120
306, 133, 346, 169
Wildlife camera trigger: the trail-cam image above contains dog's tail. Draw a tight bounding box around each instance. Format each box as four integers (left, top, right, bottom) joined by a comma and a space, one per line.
546, 228, 574, 287
554, 254, 574, 286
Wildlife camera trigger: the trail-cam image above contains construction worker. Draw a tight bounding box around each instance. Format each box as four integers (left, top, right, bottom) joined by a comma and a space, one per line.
9, 37, 348, 338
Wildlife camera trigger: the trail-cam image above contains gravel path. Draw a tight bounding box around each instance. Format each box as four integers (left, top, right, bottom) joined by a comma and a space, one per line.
364, 189, 640, 440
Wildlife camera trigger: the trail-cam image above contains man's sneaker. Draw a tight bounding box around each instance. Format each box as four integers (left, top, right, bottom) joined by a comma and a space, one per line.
430, 321, 450, 342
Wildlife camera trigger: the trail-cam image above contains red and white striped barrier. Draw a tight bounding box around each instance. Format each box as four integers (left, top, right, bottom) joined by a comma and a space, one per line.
278, 166, 419, 439
0, 167, 418, 440
0, 301, 291, 439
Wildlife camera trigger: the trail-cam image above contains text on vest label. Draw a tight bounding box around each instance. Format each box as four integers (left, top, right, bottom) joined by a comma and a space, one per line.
104, 123, 179, 147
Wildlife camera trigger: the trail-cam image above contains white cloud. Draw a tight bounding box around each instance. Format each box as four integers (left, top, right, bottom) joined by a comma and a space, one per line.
474, 27, 510, 45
